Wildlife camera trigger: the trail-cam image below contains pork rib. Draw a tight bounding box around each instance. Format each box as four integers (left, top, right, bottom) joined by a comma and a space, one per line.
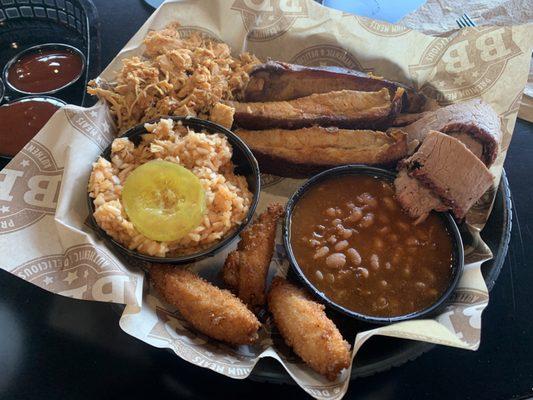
229, 88, 403, 130
243, 61, 426, 113
235, 126, 408, 178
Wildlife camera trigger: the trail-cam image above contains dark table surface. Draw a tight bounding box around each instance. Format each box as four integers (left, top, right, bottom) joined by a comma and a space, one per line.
1, 1, 533, 399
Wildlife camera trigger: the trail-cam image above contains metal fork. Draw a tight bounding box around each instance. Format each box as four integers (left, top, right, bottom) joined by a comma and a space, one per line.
456, 13, 476, 28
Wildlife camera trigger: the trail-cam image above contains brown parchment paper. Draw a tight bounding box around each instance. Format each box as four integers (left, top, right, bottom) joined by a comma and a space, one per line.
0, 1, 532, 399
399, 0, 533, 122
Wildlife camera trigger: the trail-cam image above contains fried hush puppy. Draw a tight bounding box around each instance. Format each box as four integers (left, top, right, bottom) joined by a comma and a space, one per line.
267, 277, 351, 381
149, 265, 261, 345
222, 203, 285, 307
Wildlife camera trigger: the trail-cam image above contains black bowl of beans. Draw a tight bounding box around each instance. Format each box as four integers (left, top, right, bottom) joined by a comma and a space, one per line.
283, 164, 464, 325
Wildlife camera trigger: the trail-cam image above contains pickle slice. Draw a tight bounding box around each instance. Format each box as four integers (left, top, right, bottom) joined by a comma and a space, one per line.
122, 160, 206, 242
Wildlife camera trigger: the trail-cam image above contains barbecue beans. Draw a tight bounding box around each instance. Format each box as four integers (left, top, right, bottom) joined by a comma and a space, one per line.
290, 175, 454, 318
334, 240, 349, 251
359, 213, 375, 228
347, 248, 362, 265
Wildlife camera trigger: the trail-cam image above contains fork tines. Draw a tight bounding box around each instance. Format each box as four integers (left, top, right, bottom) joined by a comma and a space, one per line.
456, 13, 476, 28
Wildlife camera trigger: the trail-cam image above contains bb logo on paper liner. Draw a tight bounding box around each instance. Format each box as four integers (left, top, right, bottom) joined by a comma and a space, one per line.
290, 44, 364, 70
64, 105, 115, 150
445, 289, 488, 346
354, 16, 411, 37
0, 140, 63, 234
12, 244, 138, 304
231, 0, 308, 42
409, 27, 522, 104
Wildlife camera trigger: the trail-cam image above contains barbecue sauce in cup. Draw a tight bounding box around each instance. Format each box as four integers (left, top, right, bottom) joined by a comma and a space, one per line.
0, 98, 61, 157
6, 48, 83, 94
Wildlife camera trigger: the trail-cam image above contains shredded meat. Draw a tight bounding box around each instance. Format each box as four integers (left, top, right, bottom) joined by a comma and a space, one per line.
87, 23, 260, 133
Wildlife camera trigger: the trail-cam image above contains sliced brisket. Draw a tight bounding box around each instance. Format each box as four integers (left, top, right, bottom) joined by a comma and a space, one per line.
395, 130, 493, 221
403, 99, 501, 166
394, 169, 447, 224
391, 112, 430, 127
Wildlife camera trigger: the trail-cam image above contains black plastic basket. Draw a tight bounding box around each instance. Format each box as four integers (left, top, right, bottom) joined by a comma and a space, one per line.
0, 0, 101, 106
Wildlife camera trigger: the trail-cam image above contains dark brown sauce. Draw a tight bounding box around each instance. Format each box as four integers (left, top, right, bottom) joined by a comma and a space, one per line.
291, 175, 454, 318
0, 100, 60, 157
7, 49, 83, 93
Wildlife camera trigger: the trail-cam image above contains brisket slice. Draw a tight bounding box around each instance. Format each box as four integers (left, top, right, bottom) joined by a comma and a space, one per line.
229, 88, 403, 130
391, 112, 430, 127
395, 130, 493, 221
394, 169, 447, 224
447, 132, 484, 160
244, 61, 426, 113
235, 126, 408, 178
403, 99, 501, 166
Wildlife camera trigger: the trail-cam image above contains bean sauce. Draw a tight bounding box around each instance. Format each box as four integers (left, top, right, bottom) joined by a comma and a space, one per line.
291, 175, 454, 318
7, 49, 83, 93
